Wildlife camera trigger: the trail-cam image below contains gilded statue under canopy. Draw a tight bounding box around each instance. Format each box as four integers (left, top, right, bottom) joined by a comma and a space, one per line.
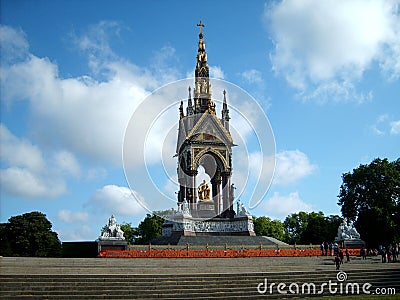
198, 180, 211, 201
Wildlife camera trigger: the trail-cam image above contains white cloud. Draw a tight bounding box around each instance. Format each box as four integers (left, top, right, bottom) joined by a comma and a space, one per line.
2, 54, 146, 165
390, 120, 400, 135
58, 210, 89, 223
0, 125, 67, 198
57, 224, 94, 241
86, 167, 108, 181
370, 114, 389, 135
0, 24, 181, 167
239, 150, 315, 208
0, 124, 105, 199
150, 45, 180, 83
209, 66, 225, 79
0, 25, 29, 64
263, 191, 313, 219
240, 69, 263, 84
248, 151, 275, 183
370, 114, 400, 136
75, 21, 119, 61
0, 167, 67, 198
266, 0, 400, 101
87, 185, 146, 217
274, 150, 317, 185
1, 124, 46, 173
304, 80, 373, 104
53, 151, 81, 178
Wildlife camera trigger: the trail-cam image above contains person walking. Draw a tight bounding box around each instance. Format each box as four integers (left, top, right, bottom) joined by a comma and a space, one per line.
393, 243, 398, 262
334, 254, 341, 270
345, 248, 350, 262
339, 249, 344, 264
381, 248, 387, 263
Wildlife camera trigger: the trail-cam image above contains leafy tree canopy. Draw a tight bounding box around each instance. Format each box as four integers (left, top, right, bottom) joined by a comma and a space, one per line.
120, 222, 137, 245
134, 213, 164, 244
0, 211, 61, 257
338, 158, 400, 246
253, 216, 285, 241
283, 211, 342, 245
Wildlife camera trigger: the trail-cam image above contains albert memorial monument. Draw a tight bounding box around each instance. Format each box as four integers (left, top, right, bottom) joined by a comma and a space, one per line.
156, 22, 273, 245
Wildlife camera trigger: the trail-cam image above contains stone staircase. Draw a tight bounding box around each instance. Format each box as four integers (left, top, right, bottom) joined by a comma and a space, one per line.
1, 268, 399, 299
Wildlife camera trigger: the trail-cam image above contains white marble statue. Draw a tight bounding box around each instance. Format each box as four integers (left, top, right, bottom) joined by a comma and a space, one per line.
181, 199, 192, 217
336, 219, 361, 241
100, 215, 125, 240
236, 200, 250, 217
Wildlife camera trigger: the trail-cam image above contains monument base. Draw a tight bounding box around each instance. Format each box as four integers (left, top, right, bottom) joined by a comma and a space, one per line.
98, 239, 128, 253
151, 235, 288, 246
196, 200, 216, 219
336, 239, 366, 249
161, 213, 255, 238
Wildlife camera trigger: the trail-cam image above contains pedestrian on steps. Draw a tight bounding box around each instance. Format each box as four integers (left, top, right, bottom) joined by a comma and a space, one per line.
334, 254, 341, 270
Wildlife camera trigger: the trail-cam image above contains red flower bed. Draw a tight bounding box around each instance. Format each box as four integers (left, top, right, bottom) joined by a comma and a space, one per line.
99, 248, 362, 258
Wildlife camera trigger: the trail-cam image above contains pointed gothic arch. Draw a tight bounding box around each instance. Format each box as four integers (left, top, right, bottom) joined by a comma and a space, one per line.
193, 148, 229, 173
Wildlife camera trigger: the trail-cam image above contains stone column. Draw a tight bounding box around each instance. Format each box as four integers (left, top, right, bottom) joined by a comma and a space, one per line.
229, 183, 235, 215
221, 172, 231, 217
211, 171, 221, 216
178, 184, 185, 203
187, 170, 197, 210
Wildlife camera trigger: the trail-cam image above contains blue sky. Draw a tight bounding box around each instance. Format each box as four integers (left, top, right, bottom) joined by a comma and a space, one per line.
1, 0, 399, 241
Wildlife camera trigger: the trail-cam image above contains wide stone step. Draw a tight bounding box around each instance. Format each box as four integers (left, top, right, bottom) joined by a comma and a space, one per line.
1, 273, 398, 287
1, 269, 399, 299
2, 273, 398, 288
2, 282, 399, 297
3, 267, 398, 277
1, 269, 398, 282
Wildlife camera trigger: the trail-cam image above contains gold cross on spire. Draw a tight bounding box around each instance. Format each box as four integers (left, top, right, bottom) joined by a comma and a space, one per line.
197, 20, 205, 34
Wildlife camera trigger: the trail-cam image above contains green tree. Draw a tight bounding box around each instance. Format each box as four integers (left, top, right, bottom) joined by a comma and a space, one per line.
301, 212, 325, 244
323, 215, 343, 242
120, 222, 138, 245
0, 211, 61, 257
253, 216, 285, 241
134, 213, 164, 244
338, 158, 400, 247
283, 211, 310, 244
283, 211, 342, 245
301, 213, 342, 244
0, 223, 12, 256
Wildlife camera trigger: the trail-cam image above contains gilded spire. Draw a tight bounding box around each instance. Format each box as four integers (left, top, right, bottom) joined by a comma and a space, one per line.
197, 20, 205, 36
194, 20, 213, 114
196, 20, 208, 70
